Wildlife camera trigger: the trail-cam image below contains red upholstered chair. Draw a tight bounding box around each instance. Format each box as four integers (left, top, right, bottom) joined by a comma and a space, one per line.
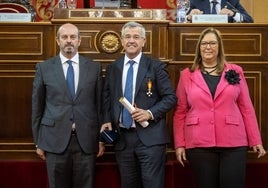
0, 0, 36, 21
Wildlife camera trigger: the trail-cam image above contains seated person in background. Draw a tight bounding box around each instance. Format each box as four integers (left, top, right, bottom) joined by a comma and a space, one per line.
186, 0, 253, 23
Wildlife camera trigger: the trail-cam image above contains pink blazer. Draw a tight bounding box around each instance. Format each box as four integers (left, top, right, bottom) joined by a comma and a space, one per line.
173, 63, 262, 149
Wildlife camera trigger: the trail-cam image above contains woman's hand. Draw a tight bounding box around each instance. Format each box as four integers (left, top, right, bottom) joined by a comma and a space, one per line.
252, 144, 266, 158
175, 147, 187, 167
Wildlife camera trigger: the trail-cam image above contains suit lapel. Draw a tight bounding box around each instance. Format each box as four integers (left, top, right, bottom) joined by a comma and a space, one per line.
75, 56, 87, 100
115, 57, 124, 97
221, 0, 227, 9
191, 64, 235, 100
191, 70, 211, 97
114, 58, 124, 119
134, 55, 148, 98
203, 0, 212, 14
214, 65, 230, 100
52, 56, 72, 100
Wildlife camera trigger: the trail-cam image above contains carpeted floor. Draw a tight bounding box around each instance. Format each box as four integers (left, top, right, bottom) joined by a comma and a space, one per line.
0, 160, 267, 188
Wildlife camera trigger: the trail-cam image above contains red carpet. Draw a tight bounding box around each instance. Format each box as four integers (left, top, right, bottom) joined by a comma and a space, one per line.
0, 160, 267, 188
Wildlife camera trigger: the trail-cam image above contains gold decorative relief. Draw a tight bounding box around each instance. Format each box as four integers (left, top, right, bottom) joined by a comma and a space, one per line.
100, 32, 120, 53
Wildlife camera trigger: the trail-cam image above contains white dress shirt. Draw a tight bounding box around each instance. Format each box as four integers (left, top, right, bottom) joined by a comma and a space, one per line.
210, 0, 243, 22
60, 52, 79, 130
60, 52, 79, 94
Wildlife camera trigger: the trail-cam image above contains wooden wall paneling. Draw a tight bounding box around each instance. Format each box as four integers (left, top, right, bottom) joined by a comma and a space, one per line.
241, 62, 268, 160
225, 63, 268, 154
0, 23, 55, 61
168, 23, 268, 62
52, 20, 170, 64
149, 22, 169, 60
0, 23, 55, 160
0, 63, 38, 160
166, 62, 190, 159
1, 22, 268, 161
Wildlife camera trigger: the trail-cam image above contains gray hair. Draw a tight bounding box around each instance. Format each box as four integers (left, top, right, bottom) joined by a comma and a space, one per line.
121, 21, 146, 38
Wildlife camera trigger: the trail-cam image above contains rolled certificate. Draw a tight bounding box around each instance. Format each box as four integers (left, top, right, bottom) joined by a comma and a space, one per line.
119, 97, 149, 128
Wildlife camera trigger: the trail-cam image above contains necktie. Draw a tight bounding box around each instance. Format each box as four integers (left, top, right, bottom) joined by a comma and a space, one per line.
211, 0, 218, 14
122, 60, 135, 128
66, 60, 75, 99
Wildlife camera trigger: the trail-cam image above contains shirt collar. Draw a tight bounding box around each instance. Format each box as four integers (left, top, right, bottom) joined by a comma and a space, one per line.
60, 52, 79, 65
124, 52, 142, 65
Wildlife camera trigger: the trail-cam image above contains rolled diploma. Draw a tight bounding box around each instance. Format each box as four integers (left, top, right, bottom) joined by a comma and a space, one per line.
119, 97, 149, 128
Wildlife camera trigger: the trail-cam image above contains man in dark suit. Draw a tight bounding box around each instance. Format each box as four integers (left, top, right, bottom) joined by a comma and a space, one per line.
101, 21, 177, 188
186, 0, 253, 23
32, 23, 104, 188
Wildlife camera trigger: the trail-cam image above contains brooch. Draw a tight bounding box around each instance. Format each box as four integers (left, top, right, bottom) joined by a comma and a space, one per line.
146, 78, 152, 97
225, 69, 240, 85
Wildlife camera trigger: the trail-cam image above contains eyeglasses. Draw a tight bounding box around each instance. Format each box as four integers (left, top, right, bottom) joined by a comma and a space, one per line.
200, 41, 218, 48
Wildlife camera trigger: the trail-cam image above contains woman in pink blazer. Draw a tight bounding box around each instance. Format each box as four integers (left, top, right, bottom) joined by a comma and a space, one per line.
173, 27, 266, 188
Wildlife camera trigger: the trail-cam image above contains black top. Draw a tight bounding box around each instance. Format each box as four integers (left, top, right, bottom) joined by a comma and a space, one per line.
202, 73, 221, 98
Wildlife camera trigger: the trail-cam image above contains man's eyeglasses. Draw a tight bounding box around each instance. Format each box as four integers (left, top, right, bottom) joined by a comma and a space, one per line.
200, 41, 218, 48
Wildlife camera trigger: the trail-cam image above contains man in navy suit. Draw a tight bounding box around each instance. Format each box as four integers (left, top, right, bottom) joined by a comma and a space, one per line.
101, 21, 177, 188
32, 23, 104, 188
186, 0, 253, 23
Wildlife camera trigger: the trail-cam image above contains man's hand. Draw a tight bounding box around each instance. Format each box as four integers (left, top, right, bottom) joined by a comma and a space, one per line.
100, 122, 112, 132
36, 148, 46, 160
187, 9, 204, 21
132, 107, 152, 123
220, 7, 235, 17
97, 142, 105, 157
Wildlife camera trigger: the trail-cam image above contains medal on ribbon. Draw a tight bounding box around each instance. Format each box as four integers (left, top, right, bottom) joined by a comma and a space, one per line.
146, 78, 152, 97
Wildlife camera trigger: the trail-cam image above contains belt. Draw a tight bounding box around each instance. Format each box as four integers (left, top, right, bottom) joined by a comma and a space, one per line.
71, 129, 76, 135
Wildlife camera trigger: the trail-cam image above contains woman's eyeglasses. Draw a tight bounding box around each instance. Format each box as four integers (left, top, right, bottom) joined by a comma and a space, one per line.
200, 41, 218, 48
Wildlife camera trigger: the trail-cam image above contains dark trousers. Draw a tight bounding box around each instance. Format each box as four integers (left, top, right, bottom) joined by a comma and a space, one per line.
186, 147, 247, 188
116, 129, 166, 188
46, 134, 96, 188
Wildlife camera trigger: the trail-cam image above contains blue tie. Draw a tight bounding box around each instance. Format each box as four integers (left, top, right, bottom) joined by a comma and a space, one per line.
211, 0, 218, 14
122, 60, 135, 128
66, 60, 75, 99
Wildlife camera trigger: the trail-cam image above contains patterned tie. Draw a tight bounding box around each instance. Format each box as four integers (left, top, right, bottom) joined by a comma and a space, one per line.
211, 0, 218, 14
122, 60, 135, 129
66, 60, 75, 99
